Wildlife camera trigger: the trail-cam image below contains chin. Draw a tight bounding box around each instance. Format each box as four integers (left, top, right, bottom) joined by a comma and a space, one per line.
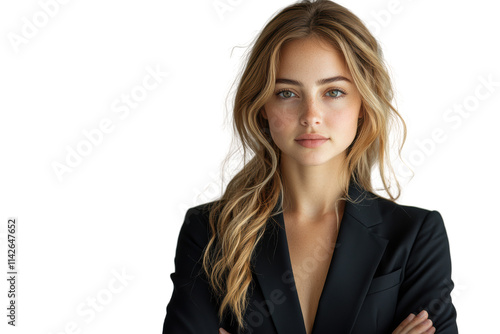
288, 153, 334, 166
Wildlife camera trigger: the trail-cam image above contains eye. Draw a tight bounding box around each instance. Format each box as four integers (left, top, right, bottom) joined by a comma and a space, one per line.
276, 89, 296, 99
326, 89, 346, 98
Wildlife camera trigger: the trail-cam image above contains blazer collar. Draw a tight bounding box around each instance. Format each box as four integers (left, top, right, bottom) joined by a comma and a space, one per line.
252, 182, 388, 334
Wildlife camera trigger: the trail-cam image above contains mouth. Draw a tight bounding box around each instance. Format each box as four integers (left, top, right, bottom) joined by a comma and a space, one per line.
295, 138, 329, 148
294, 133, 329, 140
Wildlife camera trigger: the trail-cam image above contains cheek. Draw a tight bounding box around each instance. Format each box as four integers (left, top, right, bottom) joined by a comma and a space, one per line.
266, 107, 297, 133
325, 109, 360, 136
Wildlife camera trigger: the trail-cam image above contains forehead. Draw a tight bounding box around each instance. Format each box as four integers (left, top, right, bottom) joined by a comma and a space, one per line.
277, 36, 349, 78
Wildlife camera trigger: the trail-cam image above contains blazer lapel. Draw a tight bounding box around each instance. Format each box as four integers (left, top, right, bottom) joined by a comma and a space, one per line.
253, 183, 388, 334
312, 183, 388, 333
253, 193, 307, 334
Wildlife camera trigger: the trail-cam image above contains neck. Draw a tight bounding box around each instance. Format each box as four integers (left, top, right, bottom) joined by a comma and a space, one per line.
280, 153, 349, 220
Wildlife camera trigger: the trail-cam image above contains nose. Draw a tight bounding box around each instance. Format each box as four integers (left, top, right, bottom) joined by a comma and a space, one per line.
299, 96, 322, 126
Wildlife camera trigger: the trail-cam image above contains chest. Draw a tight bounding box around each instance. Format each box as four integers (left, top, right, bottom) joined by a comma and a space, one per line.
284, 215, 339, 334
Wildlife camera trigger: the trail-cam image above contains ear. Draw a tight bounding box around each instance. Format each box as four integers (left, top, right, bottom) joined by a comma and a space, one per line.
358, 105, 364, 119
260, 107, 268, 120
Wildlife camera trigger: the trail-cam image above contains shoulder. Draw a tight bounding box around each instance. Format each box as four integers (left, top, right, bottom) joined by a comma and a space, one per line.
176, 200, 220, 248
170, 200, 221, 281
374, 193, 437, 221
183, 200, 217, 224
361, 192, 448, 245
374, 193, 444, 226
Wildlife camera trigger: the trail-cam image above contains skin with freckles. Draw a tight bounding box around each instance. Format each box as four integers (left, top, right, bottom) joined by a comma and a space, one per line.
261, 36, 363, 333
218, 36, 436, 334
261, 36, 362, 172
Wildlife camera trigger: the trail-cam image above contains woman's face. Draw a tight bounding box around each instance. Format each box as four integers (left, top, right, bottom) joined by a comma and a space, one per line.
261, 36, 362, 167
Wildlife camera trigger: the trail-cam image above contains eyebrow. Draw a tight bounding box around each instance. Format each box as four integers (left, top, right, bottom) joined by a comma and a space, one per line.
275, 75, 352, 86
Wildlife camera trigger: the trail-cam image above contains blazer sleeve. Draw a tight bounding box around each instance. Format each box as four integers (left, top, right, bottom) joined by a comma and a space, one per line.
392, 210, 459, 333
162, 207, 221, 334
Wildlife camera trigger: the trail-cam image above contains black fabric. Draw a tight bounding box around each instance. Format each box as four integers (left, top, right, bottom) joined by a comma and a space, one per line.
162, 183, 458, 334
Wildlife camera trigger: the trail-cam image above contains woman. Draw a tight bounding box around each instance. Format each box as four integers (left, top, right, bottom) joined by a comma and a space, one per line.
162, 1, 458, 333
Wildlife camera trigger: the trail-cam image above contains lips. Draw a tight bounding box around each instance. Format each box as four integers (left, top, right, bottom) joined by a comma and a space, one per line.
294, 133, 329, 148
295, 133, 329, 141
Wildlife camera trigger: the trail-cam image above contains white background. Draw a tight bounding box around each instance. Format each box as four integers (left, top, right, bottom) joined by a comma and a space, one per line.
1, 0, 499, 333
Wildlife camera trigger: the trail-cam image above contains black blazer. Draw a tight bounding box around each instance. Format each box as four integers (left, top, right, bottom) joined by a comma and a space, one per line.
162, 183, 458, 333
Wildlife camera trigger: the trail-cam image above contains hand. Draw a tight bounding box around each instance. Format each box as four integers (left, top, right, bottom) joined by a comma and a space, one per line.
392, 310, 436, 334
219, 328, 231, 334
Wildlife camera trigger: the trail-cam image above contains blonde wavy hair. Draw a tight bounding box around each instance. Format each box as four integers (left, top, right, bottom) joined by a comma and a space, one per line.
202, 0, 406, 330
